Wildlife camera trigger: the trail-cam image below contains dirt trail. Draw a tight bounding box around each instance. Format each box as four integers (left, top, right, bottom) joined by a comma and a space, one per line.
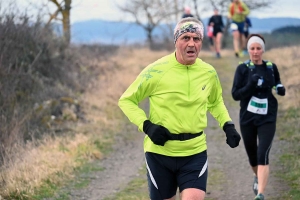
63, 126, 145, 200
53, 51, 287, 200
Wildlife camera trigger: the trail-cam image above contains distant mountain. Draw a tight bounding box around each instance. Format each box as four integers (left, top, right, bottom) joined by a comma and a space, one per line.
71, 17, 300, 44
247, 17, 300, 33
272, 26, 300, 34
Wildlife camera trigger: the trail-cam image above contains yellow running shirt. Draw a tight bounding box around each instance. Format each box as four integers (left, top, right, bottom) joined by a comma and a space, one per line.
118, 52, 232, 156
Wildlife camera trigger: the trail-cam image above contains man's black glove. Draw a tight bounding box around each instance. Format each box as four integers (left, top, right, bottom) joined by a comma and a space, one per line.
223, 122, 241, 148
276, 84, 286, 96
143, 120, 172, 146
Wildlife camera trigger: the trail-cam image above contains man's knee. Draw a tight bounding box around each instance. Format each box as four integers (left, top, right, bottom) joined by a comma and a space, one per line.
181, 188, 205, 200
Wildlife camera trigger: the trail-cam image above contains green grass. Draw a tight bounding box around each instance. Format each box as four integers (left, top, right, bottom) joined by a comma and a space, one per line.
32, 163, 106, 200
32, 179, 60, 199
5, 176, 68, 200
103, 166, 149, 200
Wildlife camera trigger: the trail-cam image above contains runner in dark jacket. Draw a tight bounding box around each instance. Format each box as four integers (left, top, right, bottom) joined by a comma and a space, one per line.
231, 34, 286, 200
182, 6, 194, 18
208, 8, 224, 58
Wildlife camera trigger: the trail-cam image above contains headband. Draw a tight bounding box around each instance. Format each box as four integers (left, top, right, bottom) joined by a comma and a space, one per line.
247, 36, 265, 52
173, 21, 204, 44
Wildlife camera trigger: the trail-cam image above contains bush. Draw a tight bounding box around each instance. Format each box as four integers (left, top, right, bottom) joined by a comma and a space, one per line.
0, 13, 96, 160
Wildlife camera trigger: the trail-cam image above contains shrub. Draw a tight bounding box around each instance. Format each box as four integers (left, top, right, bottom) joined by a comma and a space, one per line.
0, 13, 91, 159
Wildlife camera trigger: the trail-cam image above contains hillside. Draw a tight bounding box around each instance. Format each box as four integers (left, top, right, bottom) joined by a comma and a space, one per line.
71, 17, 300, 44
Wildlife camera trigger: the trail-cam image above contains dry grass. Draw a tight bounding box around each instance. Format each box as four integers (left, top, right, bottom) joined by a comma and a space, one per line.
81, 47, 170, 129
0, 134, 102, 198
82, 47, 171, 125
108, 47, 171, 93
264, 46, 300, 109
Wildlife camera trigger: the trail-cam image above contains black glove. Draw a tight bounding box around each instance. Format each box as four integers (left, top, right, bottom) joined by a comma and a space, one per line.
246, 74, 261, 91
276, 85, 286, 96
143, 120, 172, 146
223, 122, 241, 148
250, 74, 261, 85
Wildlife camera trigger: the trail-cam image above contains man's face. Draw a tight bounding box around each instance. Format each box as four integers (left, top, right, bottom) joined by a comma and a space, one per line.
175, 32, 202, 65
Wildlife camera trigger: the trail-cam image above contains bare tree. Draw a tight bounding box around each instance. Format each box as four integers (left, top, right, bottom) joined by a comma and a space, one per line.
157, 0, 189, 49
190, 0, 202, 22
46, 0, 72, 45
118, 0, 180, 48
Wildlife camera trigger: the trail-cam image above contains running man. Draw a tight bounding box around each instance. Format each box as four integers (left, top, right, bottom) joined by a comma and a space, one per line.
119, 17, 241, 200
208, 8, 224, 58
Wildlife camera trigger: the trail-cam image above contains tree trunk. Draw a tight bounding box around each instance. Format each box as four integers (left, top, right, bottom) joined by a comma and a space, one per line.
147, 29, 154, 49
174, 0, 179, 21
192, 0, 202, 22
62, 10, 71, 44
62, 0, 71, 45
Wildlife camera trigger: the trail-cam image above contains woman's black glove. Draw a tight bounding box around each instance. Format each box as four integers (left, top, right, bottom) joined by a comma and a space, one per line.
276, 84, 286, 96
245, 74, 261, 92
249, 74, 263, 86
223, 122, 241, 148
143, 120, 172, 146
251, 74, 261, 84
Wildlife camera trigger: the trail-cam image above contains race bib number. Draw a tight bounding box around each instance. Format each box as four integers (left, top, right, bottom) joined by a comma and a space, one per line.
247, 96, 268, 115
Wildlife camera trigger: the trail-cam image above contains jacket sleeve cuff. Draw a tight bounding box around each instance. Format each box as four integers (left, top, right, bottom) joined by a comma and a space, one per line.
138, 120, 146, 132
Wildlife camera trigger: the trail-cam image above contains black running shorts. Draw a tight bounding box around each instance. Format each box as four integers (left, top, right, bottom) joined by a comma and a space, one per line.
145, 150, 208, 199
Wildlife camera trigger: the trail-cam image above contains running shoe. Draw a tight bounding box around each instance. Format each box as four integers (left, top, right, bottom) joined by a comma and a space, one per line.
235, 52, 239, 58
216, 52, 221, 58
239, 51, 244, 58
254, 193, 264, 200
253, 176, 258, 195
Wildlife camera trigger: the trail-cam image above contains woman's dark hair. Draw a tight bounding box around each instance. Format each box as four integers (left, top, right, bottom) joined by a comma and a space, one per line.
247, 33, 265, 44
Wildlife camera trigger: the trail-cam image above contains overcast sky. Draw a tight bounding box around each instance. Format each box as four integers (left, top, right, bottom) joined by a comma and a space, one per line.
5, 0, 300, 24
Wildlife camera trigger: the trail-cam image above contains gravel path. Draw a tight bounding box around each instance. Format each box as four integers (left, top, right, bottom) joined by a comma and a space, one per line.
66, 126, 145, 200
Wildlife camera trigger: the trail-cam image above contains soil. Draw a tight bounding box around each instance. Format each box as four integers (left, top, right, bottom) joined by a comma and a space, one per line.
59, 126, 145, 200
50, 51, 288, 200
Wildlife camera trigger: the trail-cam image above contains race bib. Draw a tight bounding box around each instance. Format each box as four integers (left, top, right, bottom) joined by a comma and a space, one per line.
247, 96, 268, 115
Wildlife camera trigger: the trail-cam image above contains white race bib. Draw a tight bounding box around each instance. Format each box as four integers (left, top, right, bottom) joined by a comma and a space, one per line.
247, 96, 268, 115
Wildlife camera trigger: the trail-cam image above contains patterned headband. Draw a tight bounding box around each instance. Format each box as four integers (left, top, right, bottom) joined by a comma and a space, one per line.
174, 21, 204, 44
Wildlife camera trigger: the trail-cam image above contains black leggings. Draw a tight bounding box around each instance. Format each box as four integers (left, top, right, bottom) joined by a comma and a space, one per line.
240, 122, 276, 166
